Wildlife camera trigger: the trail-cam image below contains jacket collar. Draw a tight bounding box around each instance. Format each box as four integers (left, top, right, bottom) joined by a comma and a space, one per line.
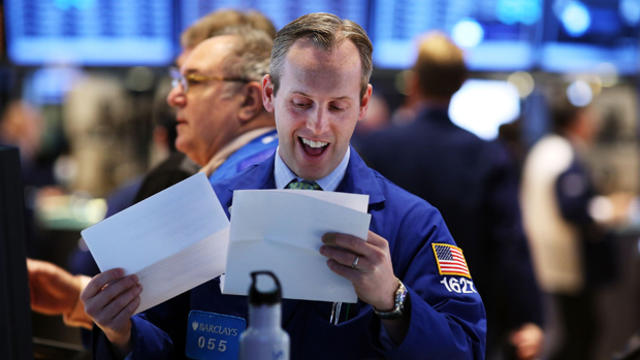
337, 147, 385, 205
215, 146, 385, 209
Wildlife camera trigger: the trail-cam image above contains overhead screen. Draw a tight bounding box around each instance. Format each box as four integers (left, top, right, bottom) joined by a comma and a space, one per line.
3, 0, 638, 74
179, 0, 369, 38
5, 0, 175, 66
182, 0, 538, 72
370, 0, 539, 71
540, 0, 640, 74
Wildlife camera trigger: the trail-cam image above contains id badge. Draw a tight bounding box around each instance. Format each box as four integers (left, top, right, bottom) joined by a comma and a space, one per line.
185, 310, 246, 360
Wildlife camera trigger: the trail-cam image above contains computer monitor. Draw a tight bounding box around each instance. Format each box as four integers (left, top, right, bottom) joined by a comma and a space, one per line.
0, 146, 33, 359
370, 0, 537, 71
4, 0, 175, 66
179, 0, 370, 39
540, 0, 640, 74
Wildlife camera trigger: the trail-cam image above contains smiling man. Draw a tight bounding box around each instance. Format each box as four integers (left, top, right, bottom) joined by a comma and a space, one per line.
83, 13, 486, 360
265, 36, 363, 181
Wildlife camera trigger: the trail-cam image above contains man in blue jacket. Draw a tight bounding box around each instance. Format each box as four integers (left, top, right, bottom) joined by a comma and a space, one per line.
81, 13, 486, 359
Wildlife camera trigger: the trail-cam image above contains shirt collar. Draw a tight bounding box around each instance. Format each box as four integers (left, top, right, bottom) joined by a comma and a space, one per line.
274, 146, 350, 192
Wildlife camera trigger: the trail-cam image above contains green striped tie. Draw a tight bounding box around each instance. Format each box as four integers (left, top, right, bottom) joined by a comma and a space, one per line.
285, 179, 322, 190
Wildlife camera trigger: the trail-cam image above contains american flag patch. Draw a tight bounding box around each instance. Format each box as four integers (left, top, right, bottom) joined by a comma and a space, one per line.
432, 243, 471, 278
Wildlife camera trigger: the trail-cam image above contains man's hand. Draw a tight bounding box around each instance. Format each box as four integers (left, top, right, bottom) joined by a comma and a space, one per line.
319, 231, 398, 312
509, 323, 544, 360
81, 268, 142, 354
27, 258, 83, 315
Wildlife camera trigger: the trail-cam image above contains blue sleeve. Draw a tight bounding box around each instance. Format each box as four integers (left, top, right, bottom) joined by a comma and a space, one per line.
376, 200, 486, 359
92, 292, 189, 359
92, 315, 175, 360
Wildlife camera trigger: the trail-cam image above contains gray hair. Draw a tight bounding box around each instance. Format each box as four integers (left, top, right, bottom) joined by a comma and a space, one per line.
216, 26, 273, 83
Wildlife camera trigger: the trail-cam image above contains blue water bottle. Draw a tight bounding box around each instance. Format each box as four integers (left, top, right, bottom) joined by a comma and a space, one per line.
239, 271, 289, 360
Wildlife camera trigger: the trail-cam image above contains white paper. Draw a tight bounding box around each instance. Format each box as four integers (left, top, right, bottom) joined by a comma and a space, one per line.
269, 189, 368, 211
222, 190, 371, 303
81, 173, 230, 313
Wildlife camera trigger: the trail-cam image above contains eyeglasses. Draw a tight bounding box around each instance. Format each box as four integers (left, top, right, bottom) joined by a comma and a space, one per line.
169, 67, 251, 94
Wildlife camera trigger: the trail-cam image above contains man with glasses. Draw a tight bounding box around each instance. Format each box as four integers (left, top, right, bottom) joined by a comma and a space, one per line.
166, 27, 277, 182
27, 23, 277, 336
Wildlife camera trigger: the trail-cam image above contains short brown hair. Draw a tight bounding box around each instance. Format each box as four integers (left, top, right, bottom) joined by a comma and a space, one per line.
180, 9, 276, 49
270, 12, 372, 99
413, 31, 467, 99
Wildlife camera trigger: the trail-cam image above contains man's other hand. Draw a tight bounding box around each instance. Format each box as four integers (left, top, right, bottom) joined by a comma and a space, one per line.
81, 268, 142, 354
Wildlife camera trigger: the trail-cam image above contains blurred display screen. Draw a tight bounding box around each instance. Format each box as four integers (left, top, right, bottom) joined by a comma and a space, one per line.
22, 66, 83, 105
3, 0, 638, 73
541, 0, 640, 74
5, 0, 175, 66
370, 0, 539, 71
180, 0, 369, 36
449, 79, 521, 140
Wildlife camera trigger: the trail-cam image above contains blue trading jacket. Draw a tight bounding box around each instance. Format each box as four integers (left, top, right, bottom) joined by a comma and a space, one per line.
93, 148, 486, 359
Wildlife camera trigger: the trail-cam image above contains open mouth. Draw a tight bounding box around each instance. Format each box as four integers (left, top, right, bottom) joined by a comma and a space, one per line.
299, 137, 328, 156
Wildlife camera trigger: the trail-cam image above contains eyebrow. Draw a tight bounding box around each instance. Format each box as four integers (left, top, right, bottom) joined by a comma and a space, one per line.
292, 91, 352, 102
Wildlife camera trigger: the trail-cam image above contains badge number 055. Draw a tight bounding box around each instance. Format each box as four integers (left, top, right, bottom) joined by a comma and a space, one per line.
186, 310, 246, 360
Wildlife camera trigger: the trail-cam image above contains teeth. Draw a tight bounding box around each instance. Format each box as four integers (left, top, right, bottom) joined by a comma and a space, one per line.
301, 138, 328, 148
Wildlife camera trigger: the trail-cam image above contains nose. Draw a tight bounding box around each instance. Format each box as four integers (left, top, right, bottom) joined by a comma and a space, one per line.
166, 84, 186, 108
308, 106, 329, 134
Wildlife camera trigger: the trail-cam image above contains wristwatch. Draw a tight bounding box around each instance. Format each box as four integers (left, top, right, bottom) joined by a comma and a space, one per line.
373, 279, 408, 319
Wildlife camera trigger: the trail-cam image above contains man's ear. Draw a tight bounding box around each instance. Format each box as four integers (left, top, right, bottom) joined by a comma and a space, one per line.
358, 84, 373, 121
262, 74, 275, 113
238, 82, 263, 123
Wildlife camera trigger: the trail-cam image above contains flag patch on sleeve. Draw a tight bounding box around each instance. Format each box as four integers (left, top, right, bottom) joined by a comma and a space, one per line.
432, 243, 471, 278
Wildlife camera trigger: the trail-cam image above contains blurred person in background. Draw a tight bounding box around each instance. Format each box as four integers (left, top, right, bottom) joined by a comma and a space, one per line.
497, 118, 527, 176
0, 99, 57, 193
62, 75, 145, 198
352, 93, 391, 144
0, 100, 48, 175
521, 97, 632, 360
389, 71, 422, 126
27, 10, 277, 335
357, 31, 543, 360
